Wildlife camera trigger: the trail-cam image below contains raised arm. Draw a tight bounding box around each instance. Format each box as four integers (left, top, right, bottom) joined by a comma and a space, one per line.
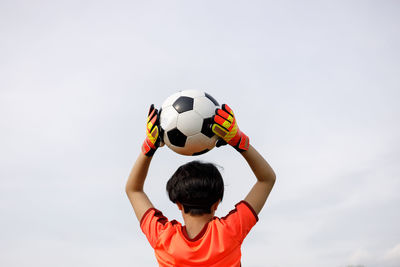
241, 145, 275, 214
126, 153, 154, 221
212, 104, 276, 215
125, 105, 163, 222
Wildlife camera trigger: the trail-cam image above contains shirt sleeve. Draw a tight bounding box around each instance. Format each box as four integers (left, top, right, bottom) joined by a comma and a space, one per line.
140, 208, 169, 248
220, 200, 259, 243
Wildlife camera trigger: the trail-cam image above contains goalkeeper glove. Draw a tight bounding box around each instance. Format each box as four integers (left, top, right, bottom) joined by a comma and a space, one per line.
212, 104, 249, 153
141, 104, 163, 157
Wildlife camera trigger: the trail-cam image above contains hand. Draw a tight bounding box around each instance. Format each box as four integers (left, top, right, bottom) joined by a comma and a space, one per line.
212, 104, 250, 153
141, 104, 163, 157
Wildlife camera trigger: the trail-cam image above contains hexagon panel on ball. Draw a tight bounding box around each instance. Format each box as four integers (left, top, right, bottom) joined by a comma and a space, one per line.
159, 106, 178, 131
176, 110, 203, 136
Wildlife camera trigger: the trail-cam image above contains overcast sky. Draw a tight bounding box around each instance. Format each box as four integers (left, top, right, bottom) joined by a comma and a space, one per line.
1, 1, 399, 267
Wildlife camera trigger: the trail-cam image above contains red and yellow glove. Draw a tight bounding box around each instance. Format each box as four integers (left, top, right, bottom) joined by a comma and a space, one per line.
141, 104, 163, 157
212, 104, 250, 153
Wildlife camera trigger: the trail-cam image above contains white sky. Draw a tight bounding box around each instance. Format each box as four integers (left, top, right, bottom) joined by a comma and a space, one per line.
1, 1, 399, 266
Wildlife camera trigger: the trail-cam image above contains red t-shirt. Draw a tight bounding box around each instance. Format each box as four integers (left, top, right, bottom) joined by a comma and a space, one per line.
140, 201, 258, 267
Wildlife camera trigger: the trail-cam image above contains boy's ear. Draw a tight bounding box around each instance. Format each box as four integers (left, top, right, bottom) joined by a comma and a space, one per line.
211, 199, 221, 212
176, 202, 183, 211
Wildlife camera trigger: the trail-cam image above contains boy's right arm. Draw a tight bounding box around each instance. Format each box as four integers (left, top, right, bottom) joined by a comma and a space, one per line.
212, 104, 276, 215
126, 104, 163, 222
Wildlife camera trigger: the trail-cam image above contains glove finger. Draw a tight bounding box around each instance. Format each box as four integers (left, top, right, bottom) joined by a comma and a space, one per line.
214, 114, 231, 130
148, 107, 157, 121
222, 104, 234, 117
216, 109, 234, 123
148, 104, 155, 116
216, 115, 233, 131
157, 126, 165, 147
148, 108, 159, 133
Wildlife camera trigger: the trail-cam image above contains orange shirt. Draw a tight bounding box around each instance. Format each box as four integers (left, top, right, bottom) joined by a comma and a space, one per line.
140, 201, 258, 267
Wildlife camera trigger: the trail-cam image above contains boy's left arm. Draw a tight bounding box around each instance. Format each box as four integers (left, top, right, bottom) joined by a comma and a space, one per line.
125, 104, 163, 222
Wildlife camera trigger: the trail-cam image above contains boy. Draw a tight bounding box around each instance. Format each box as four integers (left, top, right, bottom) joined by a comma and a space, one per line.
126, 104, 276, 266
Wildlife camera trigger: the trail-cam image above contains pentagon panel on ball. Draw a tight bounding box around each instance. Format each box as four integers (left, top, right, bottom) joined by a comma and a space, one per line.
159, 90, 220, 156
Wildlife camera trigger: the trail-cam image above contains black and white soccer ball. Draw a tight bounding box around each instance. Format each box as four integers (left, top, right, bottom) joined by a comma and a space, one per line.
159, 90, 220, 156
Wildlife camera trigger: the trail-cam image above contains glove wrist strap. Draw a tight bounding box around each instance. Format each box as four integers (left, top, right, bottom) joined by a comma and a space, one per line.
142, 139, 156, 157
233, 132, 250, 153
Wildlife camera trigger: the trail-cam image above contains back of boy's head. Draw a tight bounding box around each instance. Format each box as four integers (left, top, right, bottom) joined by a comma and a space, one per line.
166, 160, 224, 216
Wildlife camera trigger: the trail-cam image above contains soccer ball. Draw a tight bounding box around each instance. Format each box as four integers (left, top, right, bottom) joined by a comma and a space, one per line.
159, 90, 220, 156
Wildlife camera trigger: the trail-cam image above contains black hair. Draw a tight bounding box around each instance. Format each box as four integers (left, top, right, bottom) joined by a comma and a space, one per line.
166, 160, 224, 215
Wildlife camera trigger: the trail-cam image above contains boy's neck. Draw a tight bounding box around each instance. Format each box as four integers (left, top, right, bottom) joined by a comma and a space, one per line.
181, 212, 214, 239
